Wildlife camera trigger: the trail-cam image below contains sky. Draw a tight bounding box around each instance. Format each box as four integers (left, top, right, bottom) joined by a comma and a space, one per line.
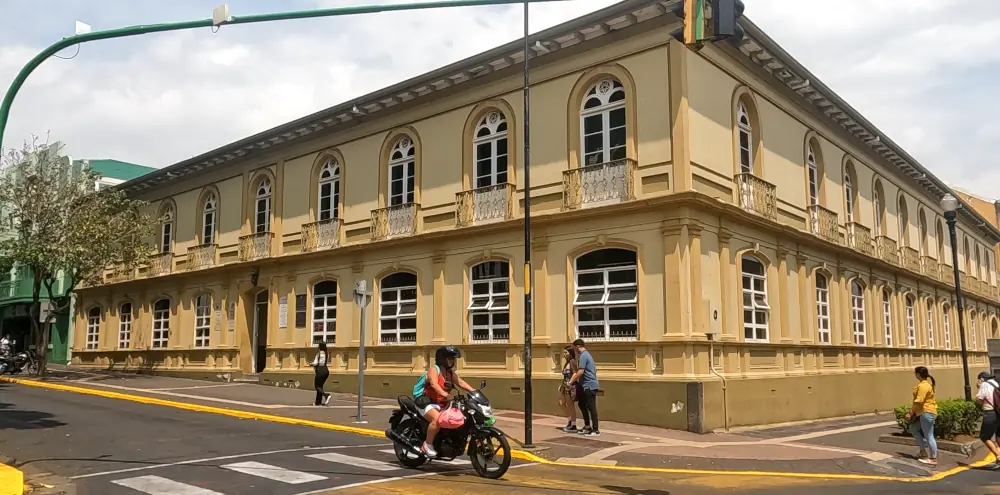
0, 0, 998, 200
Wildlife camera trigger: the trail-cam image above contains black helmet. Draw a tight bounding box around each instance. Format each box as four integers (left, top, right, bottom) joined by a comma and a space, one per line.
435, 345, 462, 368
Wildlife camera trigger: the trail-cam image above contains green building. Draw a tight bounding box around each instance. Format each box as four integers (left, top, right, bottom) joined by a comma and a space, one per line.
0, 147, 155, 364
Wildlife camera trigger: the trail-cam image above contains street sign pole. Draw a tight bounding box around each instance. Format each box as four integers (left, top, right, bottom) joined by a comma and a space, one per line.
353, 279, 372, 424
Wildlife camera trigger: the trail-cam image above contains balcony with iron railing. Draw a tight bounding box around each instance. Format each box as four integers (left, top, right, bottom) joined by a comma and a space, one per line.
959, 271, 970, 290
846, 222, 874, 257
187, 244, 218, 270
371, 203, 419, 241
106, 266, 135, 284
875, 236, 900, 266
901, 247, 920, 273
301, 218, 343, 252
238, 232, 274, 262
921, 256, 939, 281
734, 173, 777, 220
940, 263, 954, 286
147, 252, 174, 277
563, 158, 636, 210
456, 183, 514, 228
807, 204, 839, 243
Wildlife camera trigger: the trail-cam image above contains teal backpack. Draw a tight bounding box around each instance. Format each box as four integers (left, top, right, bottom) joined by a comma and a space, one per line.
412, 365, 440, 397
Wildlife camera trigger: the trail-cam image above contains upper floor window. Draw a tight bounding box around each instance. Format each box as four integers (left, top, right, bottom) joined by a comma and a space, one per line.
970, 311, 979, 350
255, 178, 272, 233
581, 78, 626, 166
844, 173, 855, 223
873, 182, 884, 235
741, 255, 769, 342
918, 210, 928, 256
737, 102, 753, 174
573, 248, 638, 342
806, 146, 819, 205
118, 302, 132, 350
202, 193, 217, 246
469, 261, 510, 343
926, 300, 935, 349
936, 221, 946, 261
312, 281, 337, 344
159, 204, 174, 254
388, 137, 416, 206
318, 158, 341, 221
474, 111, 509, 189
850, 280, 866, 345
379, 272, 417, 344
882, 288, 893, 347
897, 196, 909, 247
152, 299, 170, 349
815, 273, 830, 344
964, 238, 972, 273
976, 245, 984, 280
194, 294, 211, 348
86, 307, 101, 350
943, 304, 952, 349
905, 295, 916, 348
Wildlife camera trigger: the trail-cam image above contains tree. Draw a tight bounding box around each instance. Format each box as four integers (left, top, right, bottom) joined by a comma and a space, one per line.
0, 137, 153, 375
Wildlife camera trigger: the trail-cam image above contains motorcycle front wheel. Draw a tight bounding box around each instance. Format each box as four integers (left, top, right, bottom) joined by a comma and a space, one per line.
468, 429, 511, 479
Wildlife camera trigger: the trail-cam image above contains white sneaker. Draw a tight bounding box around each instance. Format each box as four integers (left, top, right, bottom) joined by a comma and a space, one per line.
422, 442, 437, 457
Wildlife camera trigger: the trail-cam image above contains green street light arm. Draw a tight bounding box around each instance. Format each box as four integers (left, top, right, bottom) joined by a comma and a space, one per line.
0, 0, 568, 152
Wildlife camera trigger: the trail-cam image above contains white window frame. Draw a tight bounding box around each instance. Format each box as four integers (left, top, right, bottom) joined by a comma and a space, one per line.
851, 281, 866, 346
971, 313, 978, 351
312, 281, 338, 345
882, 289, 893, 347
318, 159, 341, 221
815, 273, 830, 344
379, 274, 417, 345
388, 137, 416, 206
194, 294, 211, 348
573, 250, 639, 342
202, 193, 217, 245
926, 302, 935, 349
86, 307, 100, 350
737, 102, 753, 174
152, 299, 170, 349
905, 297, 916, 348
468, 261, 511, 343
741, 256, 769, 342
118, 303, 132, 350
897, 198, 908, 247
473, 112, 509, 189
943, 306, 951, 350
160, 207, 174, 254
806, 146, 818, 205
844, 174, 855, 223
580, 79, 627, 166
255, 179, 271, 233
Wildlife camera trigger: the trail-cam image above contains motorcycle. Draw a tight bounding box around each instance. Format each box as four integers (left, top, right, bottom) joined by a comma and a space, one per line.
385, 380, 512, 479
0, 349, 38, 376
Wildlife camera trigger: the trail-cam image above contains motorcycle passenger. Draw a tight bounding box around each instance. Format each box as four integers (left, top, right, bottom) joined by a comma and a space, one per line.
0, 334, 11, 357
415, 345, 475, 457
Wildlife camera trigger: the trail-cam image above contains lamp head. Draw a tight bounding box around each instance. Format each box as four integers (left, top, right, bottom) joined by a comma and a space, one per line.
940, 193, 960, 213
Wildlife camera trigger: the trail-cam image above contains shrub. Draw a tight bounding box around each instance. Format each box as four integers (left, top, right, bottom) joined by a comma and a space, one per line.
894, 399, 982, 440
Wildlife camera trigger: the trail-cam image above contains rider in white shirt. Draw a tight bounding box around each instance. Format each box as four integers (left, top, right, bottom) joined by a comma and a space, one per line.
976, 371, 1000, 469
0, 334, 11, 356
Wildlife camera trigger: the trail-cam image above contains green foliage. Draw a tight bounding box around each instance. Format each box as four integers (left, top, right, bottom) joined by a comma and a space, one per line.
894, 399, 982, 440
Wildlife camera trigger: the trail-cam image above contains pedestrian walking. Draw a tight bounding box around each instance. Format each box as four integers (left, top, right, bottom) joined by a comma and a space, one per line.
975, 371, 1000, 469
569, 338, 600, 437
311, 342, 332, 406
905, 366, 937, 466
558, 345, 579, 432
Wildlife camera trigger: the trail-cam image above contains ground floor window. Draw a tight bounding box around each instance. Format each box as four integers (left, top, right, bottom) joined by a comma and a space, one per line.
573, 248, 638, 341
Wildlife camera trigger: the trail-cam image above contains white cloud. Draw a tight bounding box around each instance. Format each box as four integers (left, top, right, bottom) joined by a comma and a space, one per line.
0, 0, 998, 201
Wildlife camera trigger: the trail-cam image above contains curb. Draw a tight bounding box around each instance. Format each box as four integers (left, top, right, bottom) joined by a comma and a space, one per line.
878, 433, 980, 457
2, 375, 994, 483
0, 462, 24, 495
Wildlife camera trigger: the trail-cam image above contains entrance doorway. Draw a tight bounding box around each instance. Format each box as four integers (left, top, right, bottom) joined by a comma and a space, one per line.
252, 290, 269, 374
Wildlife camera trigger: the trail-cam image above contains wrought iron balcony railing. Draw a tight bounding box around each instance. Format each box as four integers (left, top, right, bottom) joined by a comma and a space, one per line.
846, 222, 874, 257
301, 218, 343, 252
239, 232, 274, 262
807, 204, 839, 243
734, 173, 777, 220
456, 183, 514, 228
187, 244, 217, 270
371, 203, 419, 241
562, 158, 636, 210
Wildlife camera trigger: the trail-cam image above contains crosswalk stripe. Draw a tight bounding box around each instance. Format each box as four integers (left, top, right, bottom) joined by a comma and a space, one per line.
307, 452, 400, 472
220, 461, 327, 484
111, 475, 226, 495
378, 449, 471, 465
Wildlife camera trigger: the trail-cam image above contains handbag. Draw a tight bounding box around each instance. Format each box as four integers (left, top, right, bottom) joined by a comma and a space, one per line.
437, 405, 466, 429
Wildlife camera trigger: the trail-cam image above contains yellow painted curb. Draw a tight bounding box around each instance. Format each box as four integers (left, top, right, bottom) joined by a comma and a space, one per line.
0, 462, 24, 495
2, 376, 991, 483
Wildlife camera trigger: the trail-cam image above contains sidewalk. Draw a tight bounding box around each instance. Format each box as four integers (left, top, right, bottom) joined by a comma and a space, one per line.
13, 365, 990, 479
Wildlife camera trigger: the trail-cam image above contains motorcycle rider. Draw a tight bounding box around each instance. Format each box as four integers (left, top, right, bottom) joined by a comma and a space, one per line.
414, 345, 475, 457
0, 333, 11, 357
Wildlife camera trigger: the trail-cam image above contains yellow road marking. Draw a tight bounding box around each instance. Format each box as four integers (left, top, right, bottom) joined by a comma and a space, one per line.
0, 462, 24, 495
3, 375, 993, 483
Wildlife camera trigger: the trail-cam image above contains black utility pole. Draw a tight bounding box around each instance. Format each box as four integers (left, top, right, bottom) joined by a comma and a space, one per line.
521, 0, 534, 448
945, 208, 973, 401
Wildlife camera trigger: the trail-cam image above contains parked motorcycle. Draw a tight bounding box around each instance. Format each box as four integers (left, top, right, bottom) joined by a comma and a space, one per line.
0, 349, 38, 375
385, 380, 512, 479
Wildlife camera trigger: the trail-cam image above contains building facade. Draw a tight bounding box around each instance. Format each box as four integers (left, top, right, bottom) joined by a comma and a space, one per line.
71, 0, 1000, 431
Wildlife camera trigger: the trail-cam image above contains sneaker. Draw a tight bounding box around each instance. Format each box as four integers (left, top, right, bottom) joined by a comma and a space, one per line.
577, 427, 593, 435
322, 394, 332, 406
917, 458, 937, 466
422, 442, 437, 457
586, 430, 602, 437
562, 424, 578, 433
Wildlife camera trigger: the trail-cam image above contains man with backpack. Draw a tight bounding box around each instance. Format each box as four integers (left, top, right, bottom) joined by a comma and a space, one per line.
975, 371, 1000, 469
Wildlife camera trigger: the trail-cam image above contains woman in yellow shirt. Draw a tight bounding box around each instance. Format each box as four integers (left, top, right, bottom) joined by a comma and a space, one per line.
904, 366, 938, 466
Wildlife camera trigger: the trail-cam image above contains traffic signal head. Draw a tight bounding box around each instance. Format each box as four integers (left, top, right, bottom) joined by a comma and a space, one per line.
669, 0, 705, 45
713, 0, 745, 45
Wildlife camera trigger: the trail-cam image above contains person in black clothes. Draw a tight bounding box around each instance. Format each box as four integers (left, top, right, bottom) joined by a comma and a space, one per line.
311, 342, 332, 406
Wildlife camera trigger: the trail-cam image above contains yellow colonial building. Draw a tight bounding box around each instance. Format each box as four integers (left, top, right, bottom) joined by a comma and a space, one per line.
72, 0, 1000, 431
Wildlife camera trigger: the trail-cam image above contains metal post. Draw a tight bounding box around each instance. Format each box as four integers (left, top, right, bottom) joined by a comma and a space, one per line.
946, 211, 973, 401
354, 280, 372, 423
0, 0, 570, 153
521, 0, 534, 449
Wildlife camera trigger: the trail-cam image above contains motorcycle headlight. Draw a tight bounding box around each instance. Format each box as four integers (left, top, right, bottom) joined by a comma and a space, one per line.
477, 403, 493, 417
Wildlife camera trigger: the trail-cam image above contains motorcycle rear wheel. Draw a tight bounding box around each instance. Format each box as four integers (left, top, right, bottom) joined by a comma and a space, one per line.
469, 429, 511, 479
392, 418, 427, 468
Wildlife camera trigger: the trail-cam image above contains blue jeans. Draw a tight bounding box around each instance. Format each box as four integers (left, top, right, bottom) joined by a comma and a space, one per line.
909, 412, 938, 459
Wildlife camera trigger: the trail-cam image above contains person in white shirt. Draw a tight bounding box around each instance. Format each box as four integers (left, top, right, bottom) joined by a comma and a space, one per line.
310, 342, 332, 406
0, 334, 11, 356
975, 371, 1000, 469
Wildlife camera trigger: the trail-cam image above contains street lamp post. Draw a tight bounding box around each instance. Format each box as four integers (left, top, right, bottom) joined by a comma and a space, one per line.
941, 193, 973, 402
520, 0, 534, 449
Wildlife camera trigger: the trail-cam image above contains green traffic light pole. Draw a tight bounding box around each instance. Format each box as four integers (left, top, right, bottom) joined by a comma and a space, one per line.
0, 0, 566, 153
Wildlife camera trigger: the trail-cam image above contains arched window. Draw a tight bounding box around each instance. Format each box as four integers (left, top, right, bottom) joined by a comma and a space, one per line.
925, 299, 935, 349
976, 245, 984, 280
152, 299, 170, 348
581, 78, 626, 166
897, 196, 909, 247
379, 272, 417, 344
806, 145, 819, 205
159, 204, 174, 254
388, 137, 416, 206
312, 281, 337, 344
194, 294, 211, 348
254, 178, 272, 233
918, 210, 928, 256
970, 311, 978, 351
815, 273, 830, 344
741, 255, 769, 342
850, 280, 866, 345
964, 238, 972, 273
202, 193, 217, 245
118, 302, 132, 350
936, 220, 946, 261
873, 182, 884, 235
318, 158, 341, 221
942, 304, 952, 349
469, 261, 510, 342
844, 172, 856, 223
882, 288, 893, 347
574, 248, 638, 341
905, 295, 916, 348
736, 102, 753, 174
86, 307, 101, 350
473, 111, 509, 189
